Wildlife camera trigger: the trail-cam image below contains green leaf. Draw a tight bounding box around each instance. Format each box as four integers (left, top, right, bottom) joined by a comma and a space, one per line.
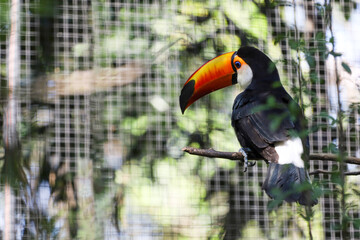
273, 33, 286, 45
268, 62, 277, 75
269, 113, 287, 131
354, 219, 360, 229
316, 31, 325, 41
329, 51, 342, 57
305, 54, 316, 68
352, 188, 360, 196
318, 111, 339, 125
341, 62, 352, 75
271, 81, 282, 88
289, 39, 299, 50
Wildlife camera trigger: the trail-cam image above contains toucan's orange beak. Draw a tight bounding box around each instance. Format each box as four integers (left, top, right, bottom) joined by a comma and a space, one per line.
180, 51, 240, 113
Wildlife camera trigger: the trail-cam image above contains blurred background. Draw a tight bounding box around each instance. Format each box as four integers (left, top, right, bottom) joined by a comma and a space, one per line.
0, 0, 360, 239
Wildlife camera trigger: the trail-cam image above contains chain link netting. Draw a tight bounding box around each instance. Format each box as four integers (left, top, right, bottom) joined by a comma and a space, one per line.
0, 0, 359, 239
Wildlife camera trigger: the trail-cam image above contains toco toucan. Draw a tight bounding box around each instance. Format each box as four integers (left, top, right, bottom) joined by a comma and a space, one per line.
180, 46, 318, 206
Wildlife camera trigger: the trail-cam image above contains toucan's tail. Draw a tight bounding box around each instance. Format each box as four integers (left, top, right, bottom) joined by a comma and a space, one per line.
262, 163, 318, 206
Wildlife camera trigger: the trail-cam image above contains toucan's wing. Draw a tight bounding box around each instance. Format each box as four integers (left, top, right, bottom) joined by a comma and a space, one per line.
231, 89, 299, 162
232, 115, 291, 162
247, 105, 295, 142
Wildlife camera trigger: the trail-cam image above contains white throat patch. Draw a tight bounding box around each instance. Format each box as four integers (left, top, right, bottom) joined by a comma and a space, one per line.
237, 64, 253, 90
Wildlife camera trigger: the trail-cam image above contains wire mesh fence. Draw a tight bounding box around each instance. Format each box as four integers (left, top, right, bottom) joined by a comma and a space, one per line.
0, 0, 360, 239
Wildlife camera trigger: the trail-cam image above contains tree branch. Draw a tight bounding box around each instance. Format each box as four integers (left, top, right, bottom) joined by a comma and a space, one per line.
182, 147, 261, 161
182, 146, 360, 165
309, 170, 360, 176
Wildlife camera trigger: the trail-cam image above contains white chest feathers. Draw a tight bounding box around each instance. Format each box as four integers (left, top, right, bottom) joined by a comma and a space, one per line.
237, 64, 253, 90
275, 137, 305, 168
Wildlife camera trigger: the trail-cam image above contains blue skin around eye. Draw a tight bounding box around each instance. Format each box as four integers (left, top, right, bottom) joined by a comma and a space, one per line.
235, 61, 241, 68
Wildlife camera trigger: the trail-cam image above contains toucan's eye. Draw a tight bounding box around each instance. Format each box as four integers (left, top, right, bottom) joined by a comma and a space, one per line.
235, 61, 241, 68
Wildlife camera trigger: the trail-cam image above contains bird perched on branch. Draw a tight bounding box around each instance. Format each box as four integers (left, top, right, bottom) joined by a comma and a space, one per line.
180, 46, 317, 206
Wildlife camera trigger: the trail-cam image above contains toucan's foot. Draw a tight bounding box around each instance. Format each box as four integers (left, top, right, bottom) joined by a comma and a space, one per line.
239, 148, 256, 172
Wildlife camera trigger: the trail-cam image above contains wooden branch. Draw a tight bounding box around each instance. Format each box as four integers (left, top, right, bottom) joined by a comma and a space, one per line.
182, 147, 262, 161
309, 170, 360, 176
182, 146, 360, 165
308, 153, 360, 165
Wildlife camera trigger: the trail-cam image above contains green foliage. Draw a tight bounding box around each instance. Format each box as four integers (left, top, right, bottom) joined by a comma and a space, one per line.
341, 62, 352, 75
0, 1, 9, 42
222, 0, 268, 39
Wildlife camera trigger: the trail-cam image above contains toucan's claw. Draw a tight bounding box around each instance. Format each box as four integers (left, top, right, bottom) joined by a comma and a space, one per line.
248, 161, 256, 167
239, 148, 256, 172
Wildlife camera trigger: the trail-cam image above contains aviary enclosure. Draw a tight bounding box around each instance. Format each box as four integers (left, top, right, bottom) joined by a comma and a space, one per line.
0, 0, 360, 239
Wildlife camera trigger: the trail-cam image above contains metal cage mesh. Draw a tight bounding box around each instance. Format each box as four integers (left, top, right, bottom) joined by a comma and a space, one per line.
0, 0, 360, 239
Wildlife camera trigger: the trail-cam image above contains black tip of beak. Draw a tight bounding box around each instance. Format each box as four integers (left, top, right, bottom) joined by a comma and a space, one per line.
179, 79, 195, 114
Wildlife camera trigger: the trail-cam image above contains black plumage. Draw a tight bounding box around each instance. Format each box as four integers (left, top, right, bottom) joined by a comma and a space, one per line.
231, 47, 317, 206
262, 163, 313, 205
